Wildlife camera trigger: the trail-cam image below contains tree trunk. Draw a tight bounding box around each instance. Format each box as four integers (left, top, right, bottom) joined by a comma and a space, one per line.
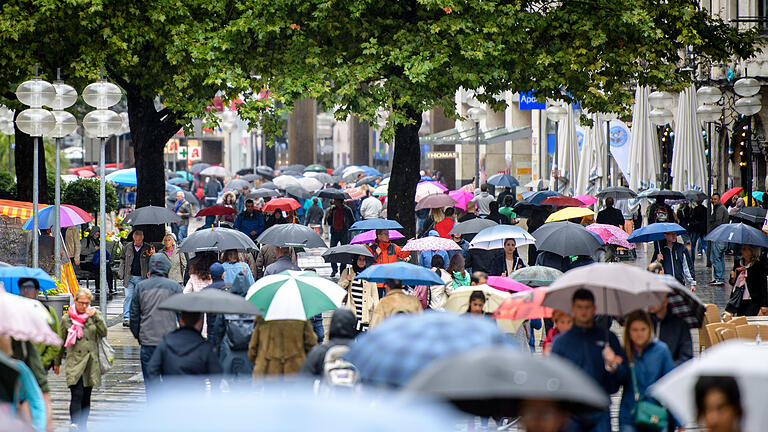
14, 122, 49, 204
387, 108, 422, 240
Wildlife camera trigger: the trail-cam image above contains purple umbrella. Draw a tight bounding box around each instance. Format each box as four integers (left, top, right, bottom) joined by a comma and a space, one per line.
350, 229, 404, 245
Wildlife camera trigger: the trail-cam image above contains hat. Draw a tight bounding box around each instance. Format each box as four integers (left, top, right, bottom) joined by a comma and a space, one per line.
209, 262, 225, 278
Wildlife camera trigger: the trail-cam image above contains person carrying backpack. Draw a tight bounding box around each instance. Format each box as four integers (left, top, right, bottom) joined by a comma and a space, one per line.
213, 273, 254, 378
299, 308, 356, 377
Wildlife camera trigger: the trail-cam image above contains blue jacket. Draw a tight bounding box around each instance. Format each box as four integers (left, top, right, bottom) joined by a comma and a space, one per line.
419, 230, 449, 269
233, 210, 265, 240
617, 339, 675, 427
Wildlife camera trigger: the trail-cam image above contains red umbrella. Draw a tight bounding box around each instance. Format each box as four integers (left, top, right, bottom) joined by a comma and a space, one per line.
492, 288, 553, 321
720, 186, 743, 205
195, 205, 237, 217
540, 195, 584, 207
78, 170, 95, 178
263, 197, 301, 213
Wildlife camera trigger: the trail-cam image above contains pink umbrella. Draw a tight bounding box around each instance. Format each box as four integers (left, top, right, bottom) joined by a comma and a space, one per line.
0, 287, 62, 345
402, 236, 461, 251
586, 223, 635, 249
449, 189, 474, 211
415, 181, 446, 201
78, 170, 95, 178
350, 229, 404, 245
575, 195, 597, 206
487, 276, 532, 292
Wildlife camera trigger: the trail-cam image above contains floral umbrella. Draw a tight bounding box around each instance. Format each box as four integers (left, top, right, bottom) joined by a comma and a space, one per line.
586, 223, 635, 249
402, 236, 461, 251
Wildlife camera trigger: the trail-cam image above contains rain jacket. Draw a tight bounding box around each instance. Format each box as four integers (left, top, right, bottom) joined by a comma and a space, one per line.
369, 290, 422, 327
370, 241, 410, 265
145, 326, 222, 382
130, 253, 183, 347
339, 267, 379, 325
119, 241, 151, 285
234, 209, 265, 240
55, 310, 108, 387
213, 273, 255, 377
616, 340, 675, 428
418, 230, 449, 269
651, 310, 693, 366
163, 246, 186, 283
248, 317, 318, 376
299, 309, 357, 376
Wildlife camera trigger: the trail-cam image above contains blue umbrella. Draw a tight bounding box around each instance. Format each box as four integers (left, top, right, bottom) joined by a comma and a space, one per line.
356, 261, 445, 285
627, 222, 686, 243
345, 313, 517, 387
705, 222, 768, 248
420, 176, 434, 181
176, 170, 195, 181
166, 183, 182, 194
525, 190, 561, 205
167, 177, 189, 186
360, 166, 382, 177
486, 173, 519, 188
105, 168, 137, 186
349, 218, 403, 231
0, 266, 56, 294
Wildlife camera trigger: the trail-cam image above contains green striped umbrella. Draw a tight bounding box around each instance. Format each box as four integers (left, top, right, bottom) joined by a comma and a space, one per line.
245, 271, 347, 321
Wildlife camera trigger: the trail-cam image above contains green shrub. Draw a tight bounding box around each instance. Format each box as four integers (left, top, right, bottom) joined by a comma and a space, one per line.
62, 178, 118, 215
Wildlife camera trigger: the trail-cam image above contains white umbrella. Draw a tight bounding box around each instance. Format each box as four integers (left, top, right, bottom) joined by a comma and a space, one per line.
469, 225, 536, 250
650, 341, 768, 431
200, 166, 232, 178
557, 104, 580, 196
627, 86, 661, 192
246, 271, 347, 321
273, 175, 301, 189
671, 85, 707, 193
576, 113, 604, 196
297, 176, 323, 192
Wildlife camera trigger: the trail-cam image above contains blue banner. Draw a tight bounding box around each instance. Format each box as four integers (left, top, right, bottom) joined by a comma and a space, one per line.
519, 92, 546, 110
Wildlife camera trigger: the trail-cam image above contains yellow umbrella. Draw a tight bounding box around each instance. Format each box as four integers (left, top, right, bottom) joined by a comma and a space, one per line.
545, 207, 595, 223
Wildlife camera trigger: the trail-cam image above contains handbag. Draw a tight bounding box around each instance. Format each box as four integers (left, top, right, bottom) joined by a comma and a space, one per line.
98, 337, 115, 374
630, 364, 668, 431
725, 268, 747, 313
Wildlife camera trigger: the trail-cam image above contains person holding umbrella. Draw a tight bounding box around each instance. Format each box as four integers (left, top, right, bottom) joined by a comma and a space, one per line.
489, 238, 526, 277
652, 232, 696, 289
339, 255, 379, 331
325, 199, 355, 278
233, 199, 265, 242
708, 191, 730, 286
173, 190, 194, 242
371, 229, 411, 265
648, 197, 676, 224
726, 244, 768, 316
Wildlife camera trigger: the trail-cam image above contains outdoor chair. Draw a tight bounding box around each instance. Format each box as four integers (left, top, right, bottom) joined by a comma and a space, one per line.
719, 328, 737, 341
705, 323, 725, 346
735, 324, 768, 341
728, 316, 748, 327
699, 304, 723, 351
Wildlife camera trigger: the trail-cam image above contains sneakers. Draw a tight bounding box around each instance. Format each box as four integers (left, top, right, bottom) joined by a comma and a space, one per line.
123, 320, 130, 327
710, 280, 725, 286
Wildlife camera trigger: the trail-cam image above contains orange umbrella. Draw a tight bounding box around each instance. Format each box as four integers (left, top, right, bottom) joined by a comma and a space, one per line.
492, 288, 553, 321
263, 197, 301, 212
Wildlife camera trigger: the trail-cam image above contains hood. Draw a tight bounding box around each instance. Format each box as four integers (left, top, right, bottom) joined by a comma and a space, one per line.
149, 253, 171, 277
427, 230, 439, 237
230, 272, 250, 297
329, 308, 356, 340
166, 327, 206, 357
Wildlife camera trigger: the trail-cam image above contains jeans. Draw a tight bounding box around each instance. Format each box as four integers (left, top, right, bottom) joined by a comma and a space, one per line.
310, 314, 324, 342
204, 215, 215, 228
329, 231, 348, 274
691, 232, 706, 255
140, 345, 157, 387
69, 377, 92, 430
711, 241, 727, 282
123, 275, 142, 320
176, 224, 188, 243
564, 410, 611, 432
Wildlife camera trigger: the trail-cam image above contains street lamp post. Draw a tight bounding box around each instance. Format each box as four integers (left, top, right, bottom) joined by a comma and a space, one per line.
545, 104, 566, 191
467, 106, 486, 186
733, 77, 762, 203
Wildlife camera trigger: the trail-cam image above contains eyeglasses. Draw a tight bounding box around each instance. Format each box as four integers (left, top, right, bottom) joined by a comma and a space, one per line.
75, 300, 91, 306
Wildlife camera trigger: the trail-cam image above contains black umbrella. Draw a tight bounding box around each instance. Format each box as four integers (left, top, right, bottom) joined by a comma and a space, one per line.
159, 289, 262, 315
241, 174, 260, 182
248, 188, 280, 200
355, 175, 381, 187
316, 188, 351, 201
734, 207, 767, 224
595, 186, 637, 201
279, 169, 301, 176
532, 221, 604, 256
236, 168, 254, 175
255, 166, 275, 179
258, 182, 278, 190
448, 218, 497, 235
683, 190, 708, 202
225, 179, 251, 191
322, 244, 374, 265
124, 205, 181, 225
257, 223, 327, 248
284, 184, 312, 199
648, 189, 685, 200
511, 200, 547, 218
189, 163, 211, 173
180, 227, 258, 253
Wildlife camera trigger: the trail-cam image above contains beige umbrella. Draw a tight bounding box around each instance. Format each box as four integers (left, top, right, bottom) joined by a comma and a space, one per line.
445, 284, 511, 314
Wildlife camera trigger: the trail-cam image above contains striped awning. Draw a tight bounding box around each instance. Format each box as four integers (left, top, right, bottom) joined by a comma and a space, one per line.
0, 199, 49, 220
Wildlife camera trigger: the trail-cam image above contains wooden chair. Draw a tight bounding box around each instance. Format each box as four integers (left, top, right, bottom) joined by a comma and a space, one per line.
704, 304, 721, 324
729, 316, 748, 327
699, 304, 723, 351
720, 328, 737, 341
705, 323, 726, 346
735, 324, 768, 341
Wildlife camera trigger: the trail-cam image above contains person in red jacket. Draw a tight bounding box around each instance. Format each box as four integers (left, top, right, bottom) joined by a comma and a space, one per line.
369, 229, 411, 297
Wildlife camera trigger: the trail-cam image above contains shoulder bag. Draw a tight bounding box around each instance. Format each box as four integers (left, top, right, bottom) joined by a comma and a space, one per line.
630, 363, 668, 431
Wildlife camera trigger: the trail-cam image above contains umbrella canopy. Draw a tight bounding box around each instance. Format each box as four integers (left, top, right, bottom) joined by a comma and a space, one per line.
257, 181, 278, 190
509, 266, 563, 287
524, 190, 561, 205
540, 195, 585, 207
247, 188, 280, 200
647, 189, 686, 200
372, 184, 388, 197
650, 341, 768, 432
195, 205, 237, 217
704, 222, 768, 248
448, 189, 473, 211
350, 218, 403, 231
402, 236, 461, 252
753, 191, 764, 202
556, 104, 580, 195
671, 85, 707, 193
284, 184, 313, 200
0, 266, 57, 294
344, 186, 366, 200
200, 166, 231, 178
167, 177, 189, 186
159, 289, 262, 315
304, 163, 326, 172
721, 186, 744, 204
356, 261, 445, 285
683, 189, 708, 202
406, 347, 610, 418
469, 225, 536, 250
315, 188, 351, 201
246, 271, 346, 321
304, 172, 336, 184
240, 174, 260, 182
78, 170, 95, 178
225, 179, 251, 191
735, 207, 767, 224
415, 181, 446, 201
627, 86, 662, 191
321, 244, 374, 265
636, 187, 660, 199
414, 194, 456, 210
0, 286, 61, 345
189, 162, 211, 173
165, 169, 181, 178
169, 191, 199, 208
256, 223, 326, 248
355, 175, 381, 187
179, 227, 257, 253
345, 313, 515, 388
448, 218, 498, 235
627, 222, 687, 243
542, 263, 672, 315
575, 195, 598, 206
21, 204, 93, 230
486, 173, 519, 188
444, 284, 511, 314
511, 200, 547, 218
273, 175, 301, 190
262, 198, 301, 213
341, 166, 365, 181
255, 166, 275, 178
532, 221, 604, 256
486, 276, 531, 293
493, 288, 553, 321
545, 207, 594, 223
524, 179, 550, 190
656, 274, 705, 328
124, 205, 181, 225
586, 223, 635, 249
297, 176, 323, 192
105, 168, 137, 186
596, 186, 637, 201
576, 113, 606, 196
350, 229, 404, 245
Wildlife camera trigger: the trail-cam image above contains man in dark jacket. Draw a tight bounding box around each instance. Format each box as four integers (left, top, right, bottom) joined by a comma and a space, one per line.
172, 191, 194, 242
233, 199, 265, 241
119, 229, 152, 326
203, 262, 228, 345
708, 191, 730, 286
648, 197, 676, 224
689, 200, 708, 258
649, 296, 693, 366
299, 308, 356, 377
485, 201, 509, 225
305, 197, 324, 231
130, 253, 183, 385
652, 232, 696, 289
324, 199, 355, 277
595, 197, 624, 228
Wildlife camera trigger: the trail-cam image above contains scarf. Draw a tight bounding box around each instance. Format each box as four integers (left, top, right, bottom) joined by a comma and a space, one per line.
452, 270, 470, 287
64, 306, 89, 347
174, 198, 184, 212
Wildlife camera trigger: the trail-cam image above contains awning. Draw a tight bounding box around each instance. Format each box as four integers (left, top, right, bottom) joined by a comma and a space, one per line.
0, 199, 49, 220
420, 125, 532, 146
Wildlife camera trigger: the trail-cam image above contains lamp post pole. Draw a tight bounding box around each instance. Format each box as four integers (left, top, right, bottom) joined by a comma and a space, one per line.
605, 119, 611, 188
474, 121, 480, 185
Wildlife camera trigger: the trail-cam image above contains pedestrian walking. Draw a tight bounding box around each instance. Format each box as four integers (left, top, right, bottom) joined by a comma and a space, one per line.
305, 197, 325, 236
220, 249, 255, 285
299, 308, 357, 377
233, 199, 265, 242
161, 233, 186, 284
360, 190, 383, 220
217, 192, 238, 226
130, 253, 183, 384
183, 255, 214, 294
596, 197, 625, 228
418, 230, 450, 269
54, 288, 107, 432
119, 229, 152, 327
203, 177, 222, 227
726, 244, 768, 316
446, 233, 470, 262
489, 238, 526, 277
339, 254, 379, 331
708, 191, 730, 286
648, 197, 676, 224
172, 190, 194, 242
485, 201, 509, 225
677, 201, 694, 253
447, 254, 471, 290
652, 232, 696, 289
428, 255, 454, 311
648, 295, 693, 366
79, 227, 113, 296
418, 208, 444, 238
690, 200, 708, 258
471, 184, 495, 217
263, 246, 300, 277
369, 279, 422, 327
212, 273, 254, 379
248, 315, 317, 377
370, 229, 411, 265
542, 310, 572, 355
324, 199, 355, 278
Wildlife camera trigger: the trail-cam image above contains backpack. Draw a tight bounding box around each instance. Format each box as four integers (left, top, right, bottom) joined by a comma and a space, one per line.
223, 314, 254, 351
322, 345, 358, 388
412, 285, 431, 310
654, 207, 669, 222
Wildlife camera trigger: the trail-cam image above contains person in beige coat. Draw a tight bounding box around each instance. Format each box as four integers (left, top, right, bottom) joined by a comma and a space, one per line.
161, 233, 186, 283
369, 279, 422, 328
338, 255, 379, 331
247, 316, 317, 376
65, 226, 82, 266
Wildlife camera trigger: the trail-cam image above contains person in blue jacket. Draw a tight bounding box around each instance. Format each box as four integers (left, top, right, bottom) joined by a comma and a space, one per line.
418, 230, 449, 269
550, 288, 623, 432
233, 199, 265, 241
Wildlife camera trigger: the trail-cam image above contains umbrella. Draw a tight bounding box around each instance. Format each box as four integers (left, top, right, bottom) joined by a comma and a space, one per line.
576, 113, 606, 196
704, 222, 768, 248
486, 276, 531, 293
225, 179, 251, 191
195, 205, 237, 217
297, 177, 323, 192
524, 179, 549, 190
341, 167, 365, 182
627, 222, 687, 243
256, 223, 326, 248
540, 195, 585, 207
448, 189, 473, 211
493, 288, 553, 321
532, 221, 604, 256
315, 188, 351, 201
165, 169, 181, 179
105, 168, 137, 186
189, 162, 211, 173
683, 189, 708, 202
167, 177, 189, 186
0, 266, 57, 294
349, 218, 403, 231
77, 170, 95, 178
355, 175, 380, 187
304, 172, 336, 184
239, 174, 259, 182
444, 284, 511, 314
236, 168, 254, 175
179, 227, 257, 253
200, 166, 231, 178
159, 289, 262, 315
255, 167, 275, 179
402, 237, 461, 252
124, 205, 181, 225
372, 184, 388, 197
627, 86, 662, 192
509, 266, 563, 287
304, 163, 326, 172
469, 225, 536, 250
544, 207, 594, 223
406, 347, 610, 418
350, 229, 404, 245
448, 218, 498, 235
753, 191, 764, 202
246, 271, 346, 320
360, 166, 382, 177
0, 286, 61, 345
586, 223, 635, 249
166, 182, 182, 195
21, 204, 93, 230
257, 181, 278, 190
649, 341, 768, 432
273, 175, 300, 189
575, 195, 598, 206
247, 188, 280, 200
174, 191, 199, 208
511, 200, 545, 218
356, 262, 445, 285
321, 244, 374, 265
176, 170, 195, 180
655, 274, 705, 328
596, 186, 637, 201
415, 181, 445, 201
486, 173, 519, 188
556, 104, 580, 195
647, 189, 686, 200
734, 207, 767, 224
671, 85, 707, 193
414, 194, 456, 210
284, 184, 312, 200
542, 263, 672, 315
344, 186, 366, 201
345, 313, 515, 387
262, 198, 301, 213
524, 190, 561, 205
636, 187, 660, 199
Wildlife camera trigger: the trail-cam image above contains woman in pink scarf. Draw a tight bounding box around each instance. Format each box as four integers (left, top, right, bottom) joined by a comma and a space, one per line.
54, 288, 107, 431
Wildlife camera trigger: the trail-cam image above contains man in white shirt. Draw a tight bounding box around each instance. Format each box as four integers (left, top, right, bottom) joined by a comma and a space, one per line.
471, 184, 495, 217
360, 191, 383, 220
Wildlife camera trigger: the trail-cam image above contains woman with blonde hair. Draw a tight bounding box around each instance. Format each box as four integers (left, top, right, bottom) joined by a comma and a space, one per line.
161, 233, 186, 283
418, 207, 445, 238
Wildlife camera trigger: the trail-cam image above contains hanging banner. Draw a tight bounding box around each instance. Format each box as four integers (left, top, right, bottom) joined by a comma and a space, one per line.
608, 120, 631, 181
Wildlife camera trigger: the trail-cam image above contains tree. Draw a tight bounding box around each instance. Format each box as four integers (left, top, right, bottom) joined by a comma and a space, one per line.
206, 0, 754, 237
62, 178, 118, 216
